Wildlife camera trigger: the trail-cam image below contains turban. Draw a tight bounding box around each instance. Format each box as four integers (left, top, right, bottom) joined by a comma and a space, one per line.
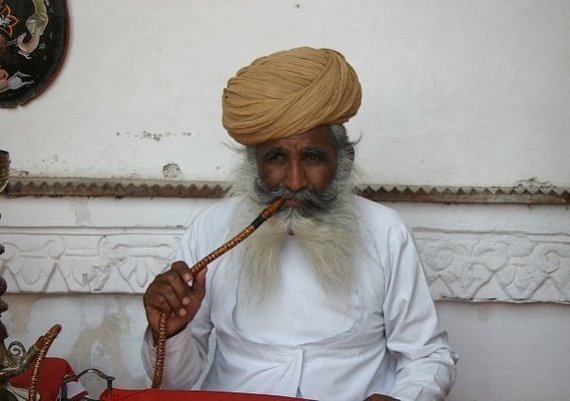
222, 47, 362, 146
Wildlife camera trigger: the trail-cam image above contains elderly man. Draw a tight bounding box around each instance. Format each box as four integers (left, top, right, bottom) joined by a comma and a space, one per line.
142, 47, 457, 401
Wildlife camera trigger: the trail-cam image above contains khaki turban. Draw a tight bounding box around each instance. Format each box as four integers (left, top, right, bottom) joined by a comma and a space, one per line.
222, 47, 362, 146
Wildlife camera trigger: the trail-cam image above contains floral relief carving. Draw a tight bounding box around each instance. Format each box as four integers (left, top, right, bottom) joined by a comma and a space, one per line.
0, 230, 181, 293
0, 228, 569, 302
0, 235, 65, 292
94, 234, 180, 292
416, 231, 570, 302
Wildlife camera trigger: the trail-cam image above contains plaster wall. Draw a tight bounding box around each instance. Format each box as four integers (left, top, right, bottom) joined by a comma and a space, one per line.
1, 0, 569, 187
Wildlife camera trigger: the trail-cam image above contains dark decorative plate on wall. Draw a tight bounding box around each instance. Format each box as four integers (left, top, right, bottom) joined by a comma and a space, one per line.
0, 0, 68, 108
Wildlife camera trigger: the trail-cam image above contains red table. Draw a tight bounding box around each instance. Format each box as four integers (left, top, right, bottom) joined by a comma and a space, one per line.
11, 358, 309, 401
101, 388, 308, 401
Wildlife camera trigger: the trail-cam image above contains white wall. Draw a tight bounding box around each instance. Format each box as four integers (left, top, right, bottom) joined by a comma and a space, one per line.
437, 302, 570, 401
1, 0, 569, 187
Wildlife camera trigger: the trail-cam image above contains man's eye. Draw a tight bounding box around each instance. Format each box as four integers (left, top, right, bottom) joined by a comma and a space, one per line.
262, 151, 285, 162
305, 151, 326, 162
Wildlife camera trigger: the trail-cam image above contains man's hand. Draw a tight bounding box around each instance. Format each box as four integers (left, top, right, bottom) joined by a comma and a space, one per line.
143, 261, 207, 338
364, 394, 399, 401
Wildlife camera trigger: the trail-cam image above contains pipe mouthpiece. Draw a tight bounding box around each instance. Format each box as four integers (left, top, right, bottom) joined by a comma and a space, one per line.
261, 198, 285, 219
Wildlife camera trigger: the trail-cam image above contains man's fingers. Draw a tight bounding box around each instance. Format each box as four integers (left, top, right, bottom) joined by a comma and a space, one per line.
142, 261, 209, 336
144, 267, 191, 314
146, 265, 207, 311
171, 260, 193, 282
143, 261, 208, 329
188, 268, 207, 300
194, 268, 207, 287
147, 280, 186, 316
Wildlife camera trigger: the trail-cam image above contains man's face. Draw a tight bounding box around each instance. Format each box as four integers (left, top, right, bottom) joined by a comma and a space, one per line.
255, 126, 338, 208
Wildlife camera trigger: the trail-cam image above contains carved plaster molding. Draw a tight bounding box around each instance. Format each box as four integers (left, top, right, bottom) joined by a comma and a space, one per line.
0, 228, 181, 293
415, 230, 570, 303
3, 177, 570, 204
1, 227, 569, 303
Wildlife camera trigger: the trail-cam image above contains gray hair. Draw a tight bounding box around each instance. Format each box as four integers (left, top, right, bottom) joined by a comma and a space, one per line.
326, 124, 359, 183
327, 124, 356, 156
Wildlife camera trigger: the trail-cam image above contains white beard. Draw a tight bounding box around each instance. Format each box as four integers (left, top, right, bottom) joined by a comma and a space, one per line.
228, 151, 361, 309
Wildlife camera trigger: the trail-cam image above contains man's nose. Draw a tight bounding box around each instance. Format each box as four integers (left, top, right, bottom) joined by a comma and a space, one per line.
284, 161, 308, 192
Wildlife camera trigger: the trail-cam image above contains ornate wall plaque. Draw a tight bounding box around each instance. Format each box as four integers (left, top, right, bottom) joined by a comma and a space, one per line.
0, 0, 68, 107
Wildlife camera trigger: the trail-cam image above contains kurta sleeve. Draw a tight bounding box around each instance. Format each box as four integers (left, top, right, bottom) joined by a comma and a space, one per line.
141, 223, 215, 388
382, 225, 457, 401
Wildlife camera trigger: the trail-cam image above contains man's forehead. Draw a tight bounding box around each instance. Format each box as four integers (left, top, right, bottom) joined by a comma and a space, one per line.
256, 126, 333, 150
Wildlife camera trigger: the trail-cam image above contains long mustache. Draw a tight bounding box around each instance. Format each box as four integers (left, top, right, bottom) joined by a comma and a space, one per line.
253, 178, 339, 215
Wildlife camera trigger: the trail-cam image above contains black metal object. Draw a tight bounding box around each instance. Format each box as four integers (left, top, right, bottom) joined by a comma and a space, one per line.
61, 368, 115, 401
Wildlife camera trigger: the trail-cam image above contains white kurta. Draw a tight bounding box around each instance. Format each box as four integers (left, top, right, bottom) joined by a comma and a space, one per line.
142, 196, 457, 401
